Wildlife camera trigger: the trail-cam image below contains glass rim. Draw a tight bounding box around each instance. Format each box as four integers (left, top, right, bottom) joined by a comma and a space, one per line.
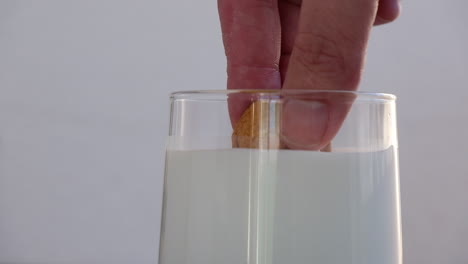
170, 89, 396, 102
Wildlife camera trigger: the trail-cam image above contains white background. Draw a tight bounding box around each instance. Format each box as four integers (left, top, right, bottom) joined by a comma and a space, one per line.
0, 0, 467, 263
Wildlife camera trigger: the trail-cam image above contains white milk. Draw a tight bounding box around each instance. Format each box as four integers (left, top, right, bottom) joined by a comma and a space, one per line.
160, 148, 401, 264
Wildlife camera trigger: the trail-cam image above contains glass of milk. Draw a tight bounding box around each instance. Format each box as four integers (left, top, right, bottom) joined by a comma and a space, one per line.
160, 90, 401, 264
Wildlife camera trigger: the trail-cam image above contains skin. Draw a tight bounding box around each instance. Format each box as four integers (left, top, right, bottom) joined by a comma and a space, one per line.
219, 0, 400, 150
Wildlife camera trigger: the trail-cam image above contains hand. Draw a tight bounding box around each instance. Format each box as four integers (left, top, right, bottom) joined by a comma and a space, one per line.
219, 0, 400, 150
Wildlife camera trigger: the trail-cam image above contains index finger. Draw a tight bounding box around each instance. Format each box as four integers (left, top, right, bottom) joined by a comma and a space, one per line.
218, 0, 282, 125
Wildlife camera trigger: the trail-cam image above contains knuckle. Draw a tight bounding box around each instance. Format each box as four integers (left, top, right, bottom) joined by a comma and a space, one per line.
293, 31, 361, 88
293, 32, 346, 76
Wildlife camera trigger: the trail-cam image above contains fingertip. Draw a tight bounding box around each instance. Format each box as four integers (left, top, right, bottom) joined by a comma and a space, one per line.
375, 0, 401, 25
281, 99, 329, 150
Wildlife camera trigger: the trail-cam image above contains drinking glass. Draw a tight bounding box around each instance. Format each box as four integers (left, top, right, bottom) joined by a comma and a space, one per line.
159, 90, 401, 264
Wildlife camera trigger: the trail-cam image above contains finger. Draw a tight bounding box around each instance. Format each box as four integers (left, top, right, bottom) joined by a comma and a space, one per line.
218, 0, 282, 124
277, 0, 399, 83
375, 0, 401, 25
281, 0, 378, 150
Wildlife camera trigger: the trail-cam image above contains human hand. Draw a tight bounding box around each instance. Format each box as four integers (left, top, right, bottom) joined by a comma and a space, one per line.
219, 0, 400, 150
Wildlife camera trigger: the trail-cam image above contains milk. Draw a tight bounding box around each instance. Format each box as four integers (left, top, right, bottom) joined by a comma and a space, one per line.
160, 148, 401, 264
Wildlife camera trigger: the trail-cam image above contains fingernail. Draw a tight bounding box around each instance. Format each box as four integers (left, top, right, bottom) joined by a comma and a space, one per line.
281, 99, 329, 150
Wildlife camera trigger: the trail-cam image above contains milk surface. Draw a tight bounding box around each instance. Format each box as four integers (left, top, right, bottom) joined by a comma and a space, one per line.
160, 148, 401, 264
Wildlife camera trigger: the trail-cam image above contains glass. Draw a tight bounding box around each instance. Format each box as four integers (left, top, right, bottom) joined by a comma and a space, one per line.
159, 90, 401, 264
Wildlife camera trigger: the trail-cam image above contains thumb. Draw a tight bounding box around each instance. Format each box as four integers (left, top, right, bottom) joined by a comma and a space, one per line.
281, 0, 377, 150
281, 99, 329, 150
281, 93, 354, 150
